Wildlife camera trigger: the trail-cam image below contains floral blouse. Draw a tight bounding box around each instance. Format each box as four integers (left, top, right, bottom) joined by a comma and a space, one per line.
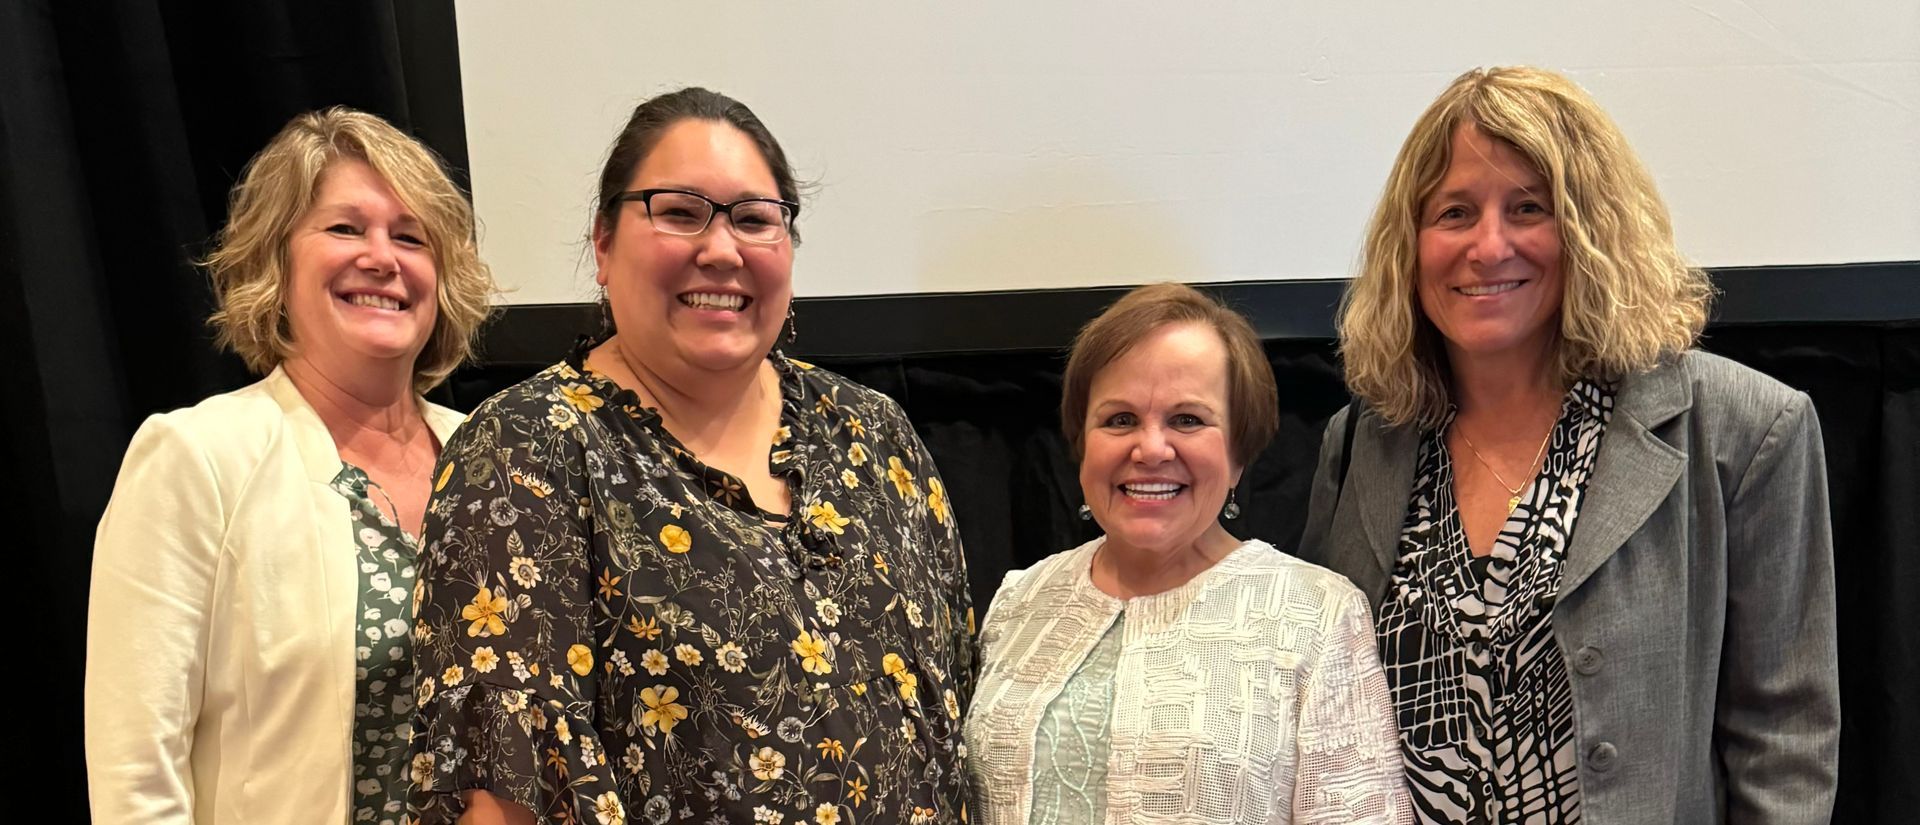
330, 464, 421, 825
410, 342, 976, 825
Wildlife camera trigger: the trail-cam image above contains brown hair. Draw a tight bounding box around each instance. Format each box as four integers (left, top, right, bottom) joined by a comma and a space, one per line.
1061, 282, 1278, 466
1339, 66, 1712, 427
203, 107, 496, 392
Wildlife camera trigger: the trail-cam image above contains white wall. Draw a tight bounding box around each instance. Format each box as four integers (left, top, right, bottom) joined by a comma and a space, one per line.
457, 0, 1920, 304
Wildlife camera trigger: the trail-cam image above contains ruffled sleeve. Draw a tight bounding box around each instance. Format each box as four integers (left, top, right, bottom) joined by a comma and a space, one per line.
409, 378, 624, 824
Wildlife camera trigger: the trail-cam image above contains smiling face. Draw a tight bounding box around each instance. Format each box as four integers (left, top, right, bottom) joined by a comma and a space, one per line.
594, 118, 794, 375
282, 157, 438, 378
1416, 123, 1565, 365
1078, 321, 1242, 561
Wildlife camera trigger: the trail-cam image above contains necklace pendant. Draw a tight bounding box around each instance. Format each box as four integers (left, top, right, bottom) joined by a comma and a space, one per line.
1508, 494, 1522, 513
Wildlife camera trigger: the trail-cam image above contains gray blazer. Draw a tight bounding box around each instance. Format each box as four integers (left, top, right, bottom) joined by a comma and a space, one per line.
1297, 350, 1839, 824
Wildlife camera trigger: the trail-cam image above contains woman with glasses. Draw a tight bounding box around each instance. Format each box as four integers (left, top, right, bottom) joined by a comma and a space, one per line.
409, 88, 976, 825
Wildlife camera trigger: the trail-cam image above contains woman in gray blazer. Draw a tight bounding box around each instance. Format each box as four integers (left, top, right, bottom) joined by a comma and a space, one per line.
1297, 66, 1839, 824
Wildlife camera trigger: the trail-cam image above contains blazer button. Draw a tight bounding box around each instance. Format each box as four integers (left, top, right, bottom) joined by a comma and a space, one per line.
1589, 741, 1619, 772
1573, 645, 1604, 675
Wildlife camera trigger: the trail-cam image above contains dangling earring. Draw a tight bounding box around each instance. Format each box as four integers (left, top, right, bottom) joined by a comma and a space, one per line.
1222, 488, 1241, 520
598, 294, 616, 336
783, 304, 797, 345
1077, 504, 1092, 521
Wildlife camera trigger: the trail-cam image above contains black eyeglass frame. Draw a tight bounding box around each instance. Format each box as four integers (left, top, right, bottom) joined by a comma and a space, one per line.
609, 188, 800, 244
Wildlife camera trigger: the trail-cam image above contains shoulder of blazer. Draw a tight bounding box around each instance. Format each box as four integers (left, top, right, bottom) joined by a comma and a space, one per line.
146, 376, 295, 466
1616, 350, 1802, 445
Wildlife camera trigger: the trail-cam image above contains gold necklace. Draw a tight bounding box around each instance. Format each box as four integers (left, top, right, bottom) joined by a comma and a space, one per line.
1455, 422, 1555, 513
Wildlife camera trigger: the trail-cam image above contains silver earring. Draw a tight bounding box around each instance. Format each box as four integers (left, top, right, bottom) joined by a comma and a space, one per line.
783, 305, 797, 344
1223, 489, 1241, 520
1077, 504, 1092, 521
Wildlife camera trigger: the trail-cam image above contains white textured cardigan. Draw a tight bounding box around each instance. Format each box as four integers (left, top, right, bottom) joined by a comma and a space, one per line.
964, 538, 1411, 825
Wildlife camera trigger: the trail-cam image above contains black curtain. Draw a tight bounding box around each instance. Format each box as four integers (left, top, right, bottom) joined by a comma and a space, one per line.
450, 323, 1919, 822
1, 0, 465, 815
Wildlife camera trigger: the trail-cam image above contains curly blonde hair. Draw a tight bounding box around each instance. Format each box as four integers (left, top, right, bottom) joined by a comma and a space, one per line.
1339, 66, 1712, 428
204, 107, 495, 392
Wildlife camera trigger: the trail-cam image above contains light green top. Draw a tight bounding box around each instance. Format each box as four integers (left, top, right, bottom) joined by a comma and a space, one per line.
1028, 613, 1124, 825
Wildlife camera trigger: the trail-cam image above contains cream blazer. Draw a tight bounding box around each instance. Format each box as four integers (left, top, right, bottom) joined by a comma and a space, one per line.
85, 367, 466, 824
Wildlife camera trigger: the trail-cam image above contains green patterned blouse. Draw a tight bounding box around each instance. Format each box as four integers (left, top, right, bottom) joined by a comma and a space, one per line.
329, 463, 420, 825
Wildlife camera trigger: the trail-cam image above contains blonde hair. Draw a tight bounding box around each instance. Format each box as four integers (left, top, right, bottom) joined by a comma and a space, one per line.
1061, 283, 1279, 467
1339, 66, 1712, 428
204, 107, 496, 392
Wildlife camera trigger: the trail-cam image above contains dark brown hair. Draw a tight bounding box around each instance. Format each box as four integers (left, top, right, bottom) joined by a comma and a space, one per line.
592, 87, 803, 243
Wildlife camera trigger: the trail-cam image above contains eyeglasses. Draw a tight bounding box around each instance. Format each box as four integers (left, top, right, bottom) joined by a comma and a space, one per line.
610, 189, 798, 245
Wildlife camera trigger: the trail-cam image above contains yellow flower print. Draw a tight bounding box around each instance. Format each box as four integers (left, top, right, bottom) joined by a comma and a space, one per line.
749, 746, 786, 781
847, 415, 866, 438
928, 477, 952, 525
442, 664, 465, 686
411, 752, 435, 786
807, 501, 852, 535
846, 776, 868, 807
556, 383, 603, 413
882, 651, 918, 699
471, 646, 500, 673
659, 524, 692, 554
847, 443, 868, 466
773, 425, 792, 444
674, 643, 703, 667
816, 738, 845, 760
873, 553, 891, 575
790, 631, 832, 675
640, 649, 669, 676
462, 586, 508, 637
434, 462, 454, 492
886, 456, 919, 499
597, 569, 623, 600
840, 469, 859, 489
815, 803, 841, 825
639, 685, 688, 735
592, 791, 625, 825
944, 689, 961, 719
568, 644, 594, 676
628, 615, 662, 641
850, 681, 867, 696
546, 404, 578, 432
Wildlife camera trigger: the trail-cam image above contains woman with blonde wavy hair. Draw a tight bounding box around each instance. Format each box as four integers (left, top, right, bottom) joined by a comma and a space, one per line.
85, 107, 495, 825
1297, 66, 1838, 823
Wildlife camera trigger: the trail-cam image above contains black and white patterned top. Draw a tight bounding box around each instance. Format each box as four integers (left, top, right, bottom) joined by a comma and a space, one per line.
1377, 379, 1613, 824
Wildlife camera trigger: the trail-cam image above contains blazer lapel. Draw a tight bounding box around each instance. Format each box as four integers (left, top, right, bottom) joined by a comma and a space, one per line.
1355, 411, 1422, 586
1561, 359, 1690, 596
